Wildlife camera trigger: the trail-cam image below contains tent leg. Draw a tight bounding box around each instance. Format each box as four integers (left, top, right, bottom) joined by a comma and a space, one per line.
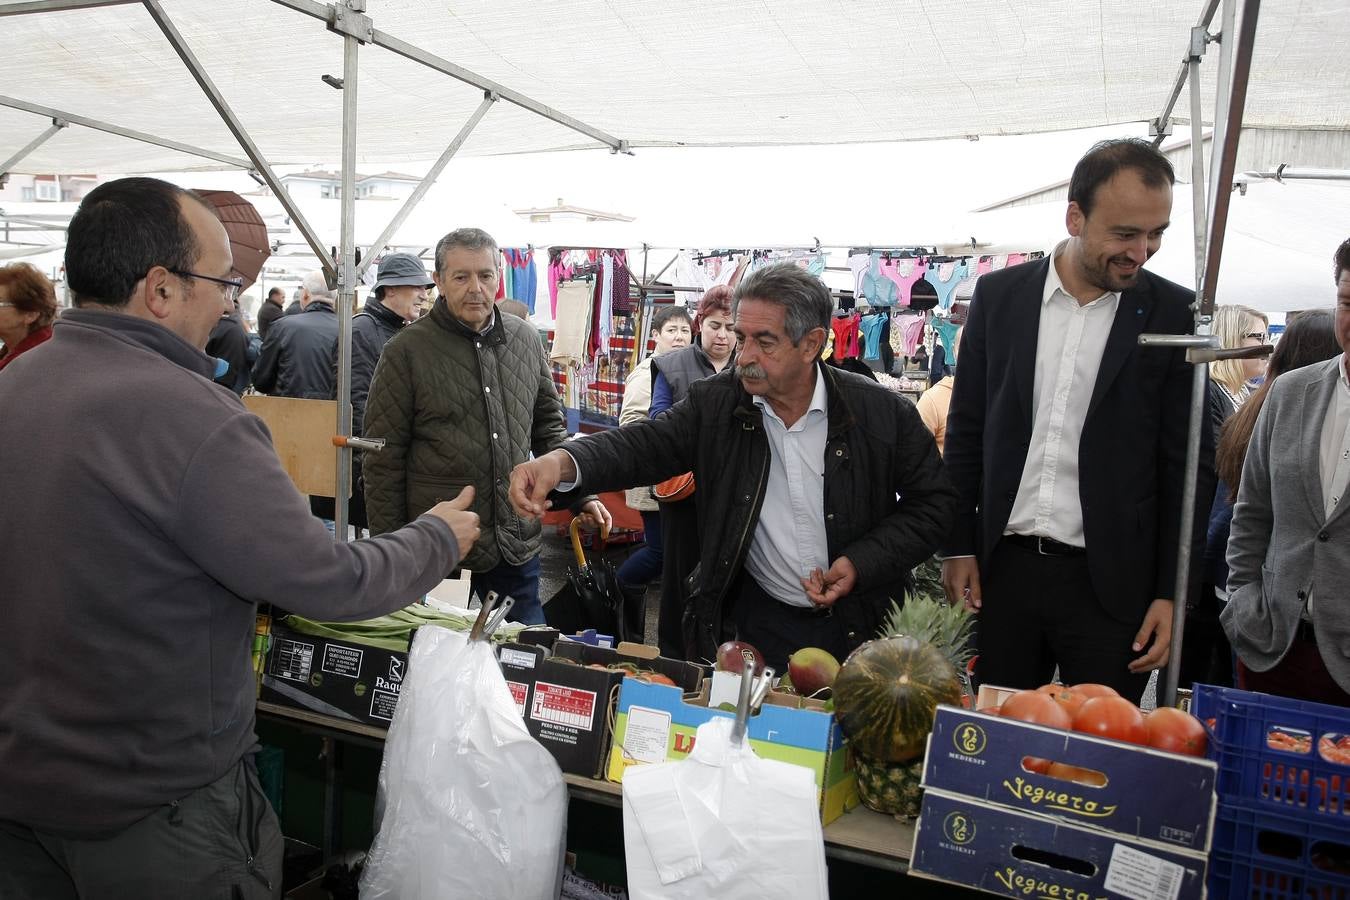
143, 0, 337, 282
356, 93, 497, 280
0, 118, 66, 187
333, 2, 361, 542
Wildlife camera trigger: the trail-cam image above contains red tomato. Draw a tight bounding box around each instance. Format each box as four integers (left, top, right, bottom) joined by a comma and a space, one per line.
1072, 696, 1148, 745
1000, 691, 1074, 730
1145, 707, 1209, 757
1070, 683, 1120, 700
1046, 761, 1108, 787
1037, 683, 1089, 718
1022, 756, 1053, 775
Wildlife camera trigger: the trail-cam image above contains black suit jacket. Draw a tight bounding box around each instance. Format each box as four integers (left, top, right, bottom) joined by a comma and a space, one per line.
941, 257, 1215, 624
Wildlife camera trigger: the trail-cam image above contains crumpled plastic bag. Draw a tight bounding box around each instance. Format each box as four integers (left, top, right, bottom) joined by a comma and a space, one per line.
622, 716, 828, 899
360, 624, 566, 899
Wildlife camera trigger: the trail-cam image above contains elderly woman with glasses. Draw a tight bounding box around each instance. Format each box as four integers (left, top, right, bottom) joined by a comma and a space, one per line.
0, 262, 58, 373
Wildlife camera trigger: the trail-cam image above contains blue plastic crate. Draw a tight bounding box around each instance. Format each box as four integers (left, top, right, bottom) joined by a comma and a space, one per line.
1192, 684, 1350, 824
1208, 804, 1350, 899
1209, 851, 1350, 900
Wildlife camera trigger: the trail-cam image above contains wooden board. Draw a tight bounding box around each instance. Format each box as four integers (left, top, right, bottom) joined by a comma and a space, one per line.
242, 395, 342, 497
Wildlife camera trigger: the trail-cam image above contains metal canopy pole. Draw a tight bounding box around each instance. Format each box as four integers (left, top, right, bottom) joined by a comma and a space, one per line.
1149, 0, 1263, 709
141, 0, 337, 281
355, 93, 496, 279
1151, 0, 1223, 142
0, 118, 67, 187
0, 0, 137, 14
1186, 31, 1210, 286
0, 95, 253, 170
267, 0, 629, 154
1200, 0, 1261, 319
332, 0, 363, 541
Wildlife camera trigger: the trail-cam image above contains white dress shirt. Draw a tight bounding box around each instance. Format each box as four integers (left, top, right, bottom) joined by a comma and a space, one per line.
1004, 246, 1121, 547
744, 369, 831, 608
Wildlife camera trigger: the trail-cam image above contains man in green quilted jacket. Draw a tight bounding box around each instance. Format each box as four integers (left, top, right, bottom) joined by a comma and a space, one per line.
363, 227, 609, 623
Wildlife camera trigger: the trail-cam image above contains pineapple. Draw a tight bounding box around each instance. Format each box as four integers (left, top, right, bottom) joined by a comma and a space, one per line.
880, 589, 976, 675
854, 753, 924, 818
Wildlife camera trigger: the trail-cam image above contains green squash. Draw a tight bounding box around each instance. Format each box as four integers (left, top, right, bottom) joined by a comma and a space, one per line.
833, 636, 962, 763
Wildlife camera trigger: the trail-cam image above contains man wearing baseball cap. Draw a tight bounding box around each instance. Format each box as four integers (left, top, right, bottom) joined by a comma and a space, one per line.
346, 253, 434, 531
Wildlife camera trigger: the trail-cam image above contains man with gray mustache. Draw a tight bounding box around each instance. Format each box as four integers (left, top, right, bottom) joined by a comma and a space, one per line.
509, 263, 957, 670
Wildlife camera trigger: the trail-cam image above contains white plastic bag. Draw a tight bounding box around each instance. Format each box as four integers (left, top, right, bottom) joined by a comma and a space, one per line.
622, 717, 828, 899
360, 624, 567, 899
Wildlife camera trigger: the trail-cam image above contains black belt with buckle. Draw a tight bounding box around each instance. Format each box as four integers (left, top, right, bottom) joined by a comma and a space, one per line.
1004, 533, 1087, 557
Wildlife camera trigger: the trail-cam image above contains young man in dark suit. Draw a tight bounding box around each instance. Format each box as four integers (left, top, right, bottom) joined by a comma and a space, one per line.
941, 138, 1215, 701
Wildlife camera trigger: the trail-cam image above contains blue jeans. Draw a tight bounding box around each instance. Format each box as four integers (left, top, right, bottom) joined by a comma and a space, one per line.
470, 556, 544, 625
616, 510, 664, 587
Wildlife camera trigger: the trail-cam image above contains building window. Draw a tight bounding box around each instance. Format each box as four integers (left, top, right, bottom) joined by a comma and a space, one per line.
21, 187, 34, 201
321, 185, 333, 199
35, 182, 58, 201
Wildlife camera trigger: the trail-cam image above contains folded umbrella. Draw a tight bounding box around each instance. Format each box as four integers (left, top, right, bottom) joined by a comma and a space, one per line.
544, 518, 632, 643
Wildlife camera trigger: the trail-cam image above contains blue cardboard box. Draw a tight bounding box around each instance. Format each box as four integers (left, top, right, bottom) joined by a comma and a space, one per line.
910, 788, 1208, 900
924, 706, 1218, 852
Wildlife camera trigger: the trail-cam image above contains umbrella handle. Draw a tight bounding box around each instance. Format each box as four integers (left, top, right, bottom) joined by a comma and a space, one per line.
569, 516, 612, 566
568, 517, 588, 569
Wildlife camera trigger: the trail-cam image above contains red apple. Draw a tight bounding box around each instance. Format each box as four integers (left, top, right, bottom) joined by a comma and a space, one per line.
715, 640, 765, 676
788, 647, 840, 697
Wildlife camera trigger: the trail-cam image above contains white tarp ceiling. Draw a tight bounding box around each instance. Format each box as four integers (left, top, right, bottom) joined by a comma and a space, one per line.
2, 0, 1349, 173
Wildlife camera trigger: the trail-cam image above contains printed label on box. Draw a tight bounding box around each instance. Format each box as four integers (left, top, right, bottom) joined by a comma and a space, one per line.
500, 647, 537, 670
506, 680, 528, 717
530, 682, 597, 731
320, 644, 363, 678
1104, 843, 1184, 900
271, 639, 314, 682
621, 706, 672, 764
368, 689, 399, 722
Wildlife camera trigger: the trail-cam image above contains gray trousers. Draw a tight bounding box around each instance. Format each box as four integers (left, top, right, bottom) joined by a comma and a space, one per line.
0, 757, 283, 900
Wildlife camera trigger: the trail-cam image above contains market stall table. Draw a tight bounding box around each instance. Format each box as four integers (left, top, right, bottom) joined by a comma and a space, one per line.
255, 699, 914, 873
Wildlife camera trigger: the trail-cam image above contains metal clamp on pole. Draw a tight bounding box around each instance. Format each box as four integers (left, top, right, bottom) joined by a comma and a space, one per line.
469, 590, 515, 642
729, 658, 757, 748
331, 435, 386, 453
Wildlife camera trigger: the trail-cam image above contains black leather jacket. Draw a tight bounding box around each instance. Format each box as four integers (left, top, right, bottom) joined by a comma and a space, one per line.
560, 363, 957, 662
252, 302, 337, 399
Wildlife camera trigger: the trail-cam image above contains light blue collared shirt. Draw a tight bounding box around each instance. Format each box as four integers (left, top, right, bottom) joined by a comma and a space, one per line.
744, 369, 831, 607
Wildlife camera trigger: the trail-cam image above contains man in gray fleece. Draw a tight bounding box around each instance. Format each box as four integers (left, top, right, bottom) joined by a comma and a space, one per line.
0, 177, 481, 899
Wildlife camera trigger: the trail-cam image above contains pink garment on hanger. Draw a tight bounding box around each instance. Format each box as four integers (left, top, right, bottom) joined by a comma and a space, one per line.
977, 256, 994, 276
548, 260, 573, 318
896, 313, 927, 357
878, 257, 928, 307
1006, 253, 1027, 267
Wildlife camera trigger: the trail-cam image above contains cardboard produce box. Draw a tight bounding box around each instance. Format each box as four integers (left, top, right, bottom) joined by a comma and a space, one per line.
922, 706, 1218, 853
606, 677, 859, 825
260, 620, 409, 727
496, 640, 704, 779
910, 788, 1209, 900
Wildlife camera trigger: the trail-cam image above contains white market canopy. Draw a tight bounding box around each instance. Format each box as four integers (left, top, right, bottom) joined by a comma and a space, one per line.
2, 0, 1349, 174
